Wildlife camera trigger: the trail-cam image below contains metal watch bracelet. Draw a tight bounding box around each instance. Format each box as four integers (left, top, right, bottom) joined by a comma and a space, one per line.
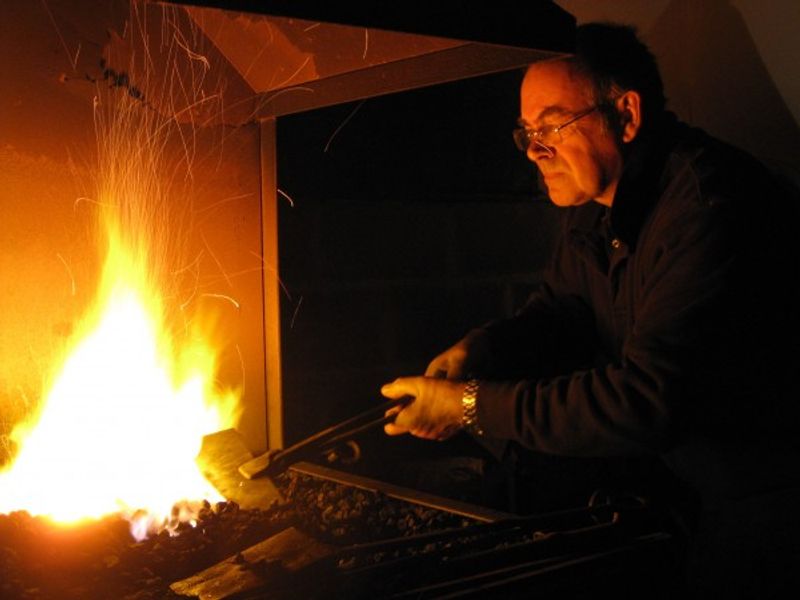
461, 379, 484, 436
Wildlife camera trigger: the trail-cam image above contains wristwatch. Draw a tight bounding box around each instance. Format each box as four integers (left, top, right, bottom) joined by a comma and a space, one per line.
461, 379, 484, 436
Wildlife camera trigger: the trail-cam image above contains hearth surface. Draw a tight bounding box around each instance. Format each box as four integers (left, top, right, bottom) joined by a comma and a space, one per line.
0, 430, 493, 600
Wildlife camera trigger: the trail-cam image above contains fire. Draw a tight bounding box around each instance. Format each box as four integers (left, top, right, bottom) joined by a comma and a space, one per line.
0, 55, 242, 540
0, 1, 244, 541
0, 218, 240, 538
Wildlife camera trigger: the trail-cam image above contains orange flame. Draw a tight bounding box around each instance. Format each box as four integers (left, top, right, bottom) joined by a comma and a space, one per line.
0, 219, 240, 538
0, 3, 244, 540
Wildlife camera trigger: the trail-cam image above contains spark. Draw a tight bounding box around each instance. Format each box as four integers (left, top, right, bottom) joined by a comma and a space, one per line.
196, 193, 255, 215
290, 296, 303, 329
234, 344, 245, 396
242, 21, 274, 80
324, 100, 366, 153
199, 293, 240, 310
363, 29, 369, 60
263, 20, 275, 45
201, 232, 234, 290
179, 288, 197, 313
273, 56, 312, 89
39, 0, 79, 71
173, 37, 211, 69
176, 252, 203, 312
277, 189, 295, 207
56, 253, 76, 297
148, 92, 222, 159
242, 42, 271, 79
303, 23, 321, 32
251, 86, 314, 119
73, 197, 113, 211
186, 267, 266, 288
73, 43, 82, 70
172, 94, 220, 120
247, 251, 293, 300
172, 251, 204, 276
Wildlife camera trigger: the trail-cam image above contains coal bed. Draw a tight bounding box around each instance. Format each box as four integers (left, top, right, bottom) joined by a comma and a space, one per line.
1, 461, 678, 600
0, 466, 482, 600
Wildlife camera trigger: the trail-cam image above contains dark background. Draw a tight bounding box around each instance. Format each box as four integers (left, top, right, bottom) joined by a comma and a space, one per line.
276, 70, 560, 448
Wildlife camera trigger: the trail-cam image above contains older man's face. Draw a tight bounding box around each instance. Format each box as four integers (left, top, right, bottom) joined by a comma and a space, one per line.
520, 60, 624, 207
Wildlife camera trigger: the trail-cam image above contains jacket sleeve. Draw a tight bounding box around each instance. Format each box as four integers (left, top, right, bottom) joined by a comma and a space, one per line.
474, 209, 600, 381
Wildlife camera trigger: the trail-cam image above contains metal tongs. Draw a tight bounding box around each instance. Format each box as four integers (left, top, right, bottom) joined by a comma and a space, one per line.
239, 396, 410, 480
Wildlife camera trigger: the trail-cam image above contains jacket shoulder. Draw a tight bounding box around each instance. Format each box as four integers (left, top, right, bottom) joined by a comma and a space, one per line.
662, 125, 775, 211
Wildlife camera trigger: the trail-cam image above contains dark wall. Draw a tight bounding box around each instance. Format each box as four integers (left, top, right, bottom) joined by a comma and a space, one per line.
276, 70, 560, 442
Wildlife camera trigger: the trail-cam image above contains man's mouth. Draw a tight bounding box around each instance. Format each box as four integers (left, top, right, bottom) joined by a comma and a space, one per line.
542, 171, 563, 181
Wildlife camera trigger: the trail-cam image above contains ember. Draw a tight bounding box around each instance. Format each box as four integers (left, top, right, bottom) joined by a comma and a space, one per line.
276, 470, 473, 544
0, 500, 286, 600
0, 467, 478, 600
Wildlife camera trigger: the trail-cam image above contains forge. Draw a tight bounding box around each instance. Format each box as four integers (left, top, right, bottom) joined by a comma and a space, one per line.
0, 1, 678, 598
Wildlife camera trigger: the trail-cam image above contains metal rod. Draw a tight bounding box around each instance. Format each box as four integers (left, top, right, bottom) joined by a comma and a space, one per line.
239, 397, 408, 479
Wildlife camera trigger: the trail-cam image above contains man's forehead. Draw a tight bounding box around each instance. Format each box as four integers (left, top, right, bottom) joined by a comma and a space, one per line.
518, 105, 573, 126
524, 58, 584, 86
521, 61, 589, 123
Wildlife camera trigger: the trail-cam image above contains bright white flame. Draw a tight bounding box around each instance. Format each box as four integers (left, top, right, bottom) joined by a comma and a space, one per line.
0, 273, 238, 539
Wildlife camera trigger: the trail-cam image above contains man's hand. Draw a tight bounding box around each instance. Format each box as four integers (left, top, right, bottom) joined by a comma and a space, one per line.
381, 377, 464, 440
424, 330, 491, 380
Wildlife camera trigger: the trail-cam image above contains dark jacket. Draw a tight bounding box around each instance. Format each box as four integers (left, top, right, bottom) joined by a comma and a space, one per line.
474, 115, 800, 511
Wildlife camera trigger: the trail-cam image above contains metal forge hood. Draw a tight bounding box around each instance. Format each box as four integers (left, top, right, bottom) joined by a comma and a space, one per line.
160, 1, 576, 119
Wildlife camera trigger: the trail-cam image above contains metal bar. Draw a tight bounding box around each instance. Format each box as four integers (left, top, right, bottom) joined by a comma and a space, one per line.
260, 117, 283, 452
317, 503, 636, 577
393, 532, 674, 599
239, 397, 408, 479
285, 397, 407, 452
290, 462, 516, 523
309, 396, 408, 449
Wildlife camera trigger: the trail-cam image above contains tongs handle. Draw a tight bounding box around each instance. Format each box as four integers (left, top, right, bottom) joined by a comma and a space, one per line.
239, 396, 410, 480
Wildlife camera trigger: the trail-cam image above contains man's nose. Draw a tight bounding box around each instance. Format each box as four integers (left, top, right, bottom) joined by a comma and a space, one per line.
527, 140, 554, 161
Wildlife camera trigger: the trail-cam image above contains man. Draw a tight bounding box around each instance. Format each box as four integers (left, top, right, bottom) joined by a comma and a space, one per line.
381, 23, 800, 596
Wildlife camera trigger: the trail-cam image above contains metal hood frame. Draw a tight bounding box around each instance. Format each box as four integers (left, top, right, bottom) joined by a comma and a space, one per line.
160, 1, 576, 117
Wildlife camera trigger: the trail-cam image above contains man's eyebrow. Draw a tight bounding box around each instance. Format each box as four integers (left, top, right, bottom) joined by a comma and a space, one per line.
519, 105, 572, 127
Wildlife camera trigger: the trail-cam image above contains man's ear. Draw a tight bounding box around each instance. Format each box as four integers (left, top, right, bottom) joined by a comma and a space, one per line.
616, 90, 642, 143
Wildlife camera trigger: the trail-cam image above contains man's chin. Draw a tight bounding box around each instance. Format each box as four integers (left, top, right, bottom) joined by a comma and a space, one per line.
547, 191, 589, 207
539, 176, 592, 207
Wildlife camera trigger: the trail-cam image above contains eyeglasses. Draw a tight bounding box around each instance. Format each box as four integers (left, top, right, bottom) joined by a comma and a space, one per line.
512, 104, 601, 156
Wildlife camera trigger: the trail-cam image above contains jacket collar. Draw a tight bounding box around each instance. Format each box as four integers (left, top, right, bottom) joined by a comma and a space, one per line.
606, 113, 680, 249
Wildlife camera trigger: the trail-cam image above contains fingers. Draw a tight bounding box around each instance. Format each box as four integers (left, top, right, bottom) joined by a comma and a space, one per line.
424, 355, 448, 378
380, 378, 441, 438
384, 410, 433, 437
425, 351, 463, 379
381, 378, 416, 436
385, 421, 437, 440
381, 377, 463, 440
380, 376, 464, 441
424, 341, 472, 380
383, 402, 404, 427
381, 379, 414, 400
383, 421, 407, 436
